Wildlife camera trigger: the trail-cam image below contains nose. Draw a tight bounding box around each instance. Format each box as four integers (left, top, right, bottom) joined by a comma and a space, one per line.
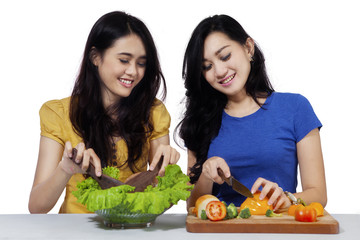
214, 62, 227, 79
125, 61, 137, 77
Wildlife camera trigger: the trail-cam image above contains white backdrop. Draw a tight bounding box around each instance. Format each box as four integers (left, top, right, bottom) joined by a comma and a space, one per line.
0, 0, 359, 214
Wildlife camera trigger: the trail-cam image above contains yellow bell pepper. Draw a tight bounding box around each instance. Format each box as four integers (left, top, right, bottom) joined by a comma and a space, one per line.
239, 192, 273, 215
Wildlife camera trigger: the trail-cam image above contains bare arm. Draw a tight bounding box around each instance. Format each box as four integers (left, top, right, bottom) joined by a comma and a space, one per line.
28, 137, 71, 213
28, 137, 103, 213
294, 128, 327, 206
251, 128, 327, 211
186, 150, 230, 211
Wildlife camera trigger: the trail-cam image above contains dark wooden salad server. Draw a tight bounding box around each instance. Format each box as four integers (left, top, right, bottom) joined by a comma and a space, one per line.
70, 148, 163, 192
70, 148, 126, 189
125, 156, 163, 192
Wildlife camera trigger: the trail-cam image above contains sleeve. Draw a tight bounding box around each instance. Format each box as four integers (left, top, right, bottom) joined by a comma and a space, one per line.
293, 94, 322, 143
39, 100, 66, 146
149, 99, 171, 140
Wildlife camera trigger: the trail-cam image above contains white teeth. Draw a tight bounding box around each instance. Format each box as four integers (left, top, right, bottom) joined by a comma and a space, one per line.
222, 74, 235, 84
120, 79, 132, 85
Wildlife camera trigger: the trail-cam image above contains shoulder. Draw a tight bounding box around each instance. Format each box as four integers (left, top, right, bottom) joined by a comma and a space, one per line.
271, 92, 305, 101
151, 98, 169, 116
270, 92, 311, 108
39, 97, 72, 144
39, 97, 71, 119
149, 98, 171, 139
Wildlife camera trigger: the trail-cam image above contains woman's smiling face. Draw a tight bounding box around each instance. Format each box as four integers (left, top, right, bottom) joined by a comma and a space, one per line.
93, 34, 146, 107
202, 31, 254, 98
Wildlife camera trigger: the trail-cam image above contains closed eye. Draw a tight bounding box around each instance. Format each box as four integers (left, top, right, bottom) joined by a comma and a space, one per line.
137, 61, 146, 67
220, 53, 231, 61
202, 64, 212, 71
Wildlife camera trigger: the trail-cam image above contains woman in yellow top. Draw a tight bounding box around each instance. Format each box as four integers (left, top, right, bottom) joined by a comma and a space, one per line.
28, 11, 180, 213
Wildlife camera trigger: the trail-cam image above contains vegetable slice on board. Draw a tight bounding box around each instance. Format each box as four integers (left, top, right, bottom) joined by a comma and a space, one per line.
295, 205, 317, 222
205, 201, 227, 221
308, 202, 324, 217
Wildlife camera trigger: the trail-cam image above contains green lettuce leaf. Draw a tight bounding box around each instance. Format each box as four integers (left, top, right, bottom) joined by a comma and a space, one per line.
72, 164, 193, 214
102, 166, 120, 179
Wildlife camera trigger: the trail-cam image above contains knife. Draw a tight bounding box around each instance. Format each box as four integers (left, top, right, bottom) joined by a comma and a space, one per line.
217, 169, 254, 198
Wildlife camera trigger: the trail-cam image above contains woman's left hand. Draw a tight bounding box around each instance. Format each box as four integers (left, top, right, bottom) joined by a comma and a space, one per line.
150, 143, 180, 175
251, 177, 291, 211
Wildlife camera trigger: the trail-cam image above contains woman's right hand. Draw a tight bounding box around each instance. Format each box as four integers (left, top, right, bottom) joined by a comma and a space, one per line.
59, 141, 102, 177
201, 156, 230, 184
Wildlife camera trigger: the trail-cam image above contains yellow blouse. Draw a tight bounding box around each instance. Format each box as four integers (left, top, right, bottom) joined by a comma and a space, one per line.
39, 97, 170, 213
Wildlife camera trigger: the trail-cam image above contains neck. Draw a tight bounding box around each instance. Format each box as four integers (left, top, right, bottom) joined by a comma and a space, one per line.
225, 92, 264, 118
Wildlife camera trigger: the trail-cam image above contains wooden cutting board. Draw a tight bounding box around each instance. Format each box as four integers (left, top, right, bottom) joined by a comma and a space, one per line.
186, 210, 339, 234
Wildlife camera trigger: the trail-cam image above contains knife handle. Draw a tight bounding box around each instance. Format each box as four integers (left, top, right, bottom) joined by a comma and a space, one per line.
70, 148, 97, 178
70, 148, 126, 189
217, 168, 231, 185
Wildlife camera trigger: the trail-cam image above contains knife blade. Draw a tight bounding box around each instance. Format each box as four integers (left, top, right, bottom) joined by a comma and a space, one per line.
217, 169, 254, 198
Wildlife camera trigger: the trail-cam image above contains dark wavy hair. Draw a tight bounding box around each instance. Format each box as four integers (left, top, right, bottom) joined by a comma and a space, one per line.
70, 11, 166, 172
176, 14, 274, 183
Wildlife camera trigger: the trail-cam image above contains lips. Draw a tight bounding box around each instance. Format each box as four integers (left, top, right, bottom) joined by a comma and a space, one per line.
219, 73, 235, 86
118, 78, 134, 87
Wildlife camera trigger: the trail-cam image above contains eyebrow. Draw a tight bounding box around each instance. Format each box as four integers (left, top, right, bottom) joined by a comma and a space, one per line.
215, 45, 230, 55
117, 52, 147, 59
203, 45, 230, 61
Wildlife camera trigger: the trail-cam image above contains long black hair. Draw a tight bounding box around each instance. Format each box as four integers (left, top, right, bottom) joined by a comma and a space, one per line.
70, 11, 166, 172
176, 14, 274, 183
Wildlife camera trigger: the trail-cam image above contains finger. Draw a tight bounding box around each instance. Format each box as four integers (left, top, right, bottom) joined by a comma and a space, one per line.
81, 149, 91, 172
273, 196, 286, 211
251, 177, 266, 194
268, 187, 282, 205
169, 148, 180, 164
203, 157, 228, 184
75, 142, 85, 164
208, 165, 224, 184
150, 147, 165, 171
203, 167, 222, 184
64, 141, 73, 159
218, 164, 231, 179
260, 182, 278, 200
88, 149, 102, 177
160, 147, 171, 174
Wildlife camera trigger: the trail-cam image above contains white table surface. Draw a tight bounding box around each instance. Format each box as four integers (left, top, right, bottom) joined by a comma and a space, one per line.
0, 213, 359, 240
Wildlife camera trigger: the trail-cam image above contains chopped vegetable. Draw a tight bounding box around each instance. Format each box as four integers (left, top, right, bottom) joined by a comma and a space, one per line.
288, 204, 301, 216
225, 203, 238, 219
200, 209, 207, 220
194, 195, 219, 218
239, 192, 273, 215
265, 209, 282, 217
238, 207, 251, 219
72, 164, 193, 213
288, 198, 323, 220
205, 201, 227, 221
295, 205, 317, 222
308, 202, 324, 217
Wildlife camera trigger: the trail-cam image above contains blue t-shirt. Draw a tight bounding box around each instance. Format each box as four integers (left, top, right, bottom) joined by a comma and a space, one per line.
208, 92, 322, 206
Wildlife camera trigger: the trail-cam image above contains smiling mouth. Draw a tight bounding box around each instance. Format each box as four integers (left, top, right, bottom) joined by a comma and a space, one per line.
119, 78, 134, 85
219, 73, 235, 85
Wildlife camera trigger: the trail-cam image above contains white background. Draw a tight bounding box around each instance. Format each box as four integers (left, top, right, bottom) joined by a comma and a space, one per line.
0, 0, 359, 214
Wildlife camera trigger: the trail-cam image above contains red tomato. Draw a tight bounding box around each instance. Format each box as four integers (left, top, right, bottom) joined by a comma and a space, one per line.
205, 201, 227, 221
295, 205, 317, 222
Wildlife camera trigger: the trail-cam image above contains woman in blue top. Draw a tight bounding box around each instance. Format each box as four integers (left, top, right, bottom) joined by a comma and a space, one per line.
177, 15, 327, 212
